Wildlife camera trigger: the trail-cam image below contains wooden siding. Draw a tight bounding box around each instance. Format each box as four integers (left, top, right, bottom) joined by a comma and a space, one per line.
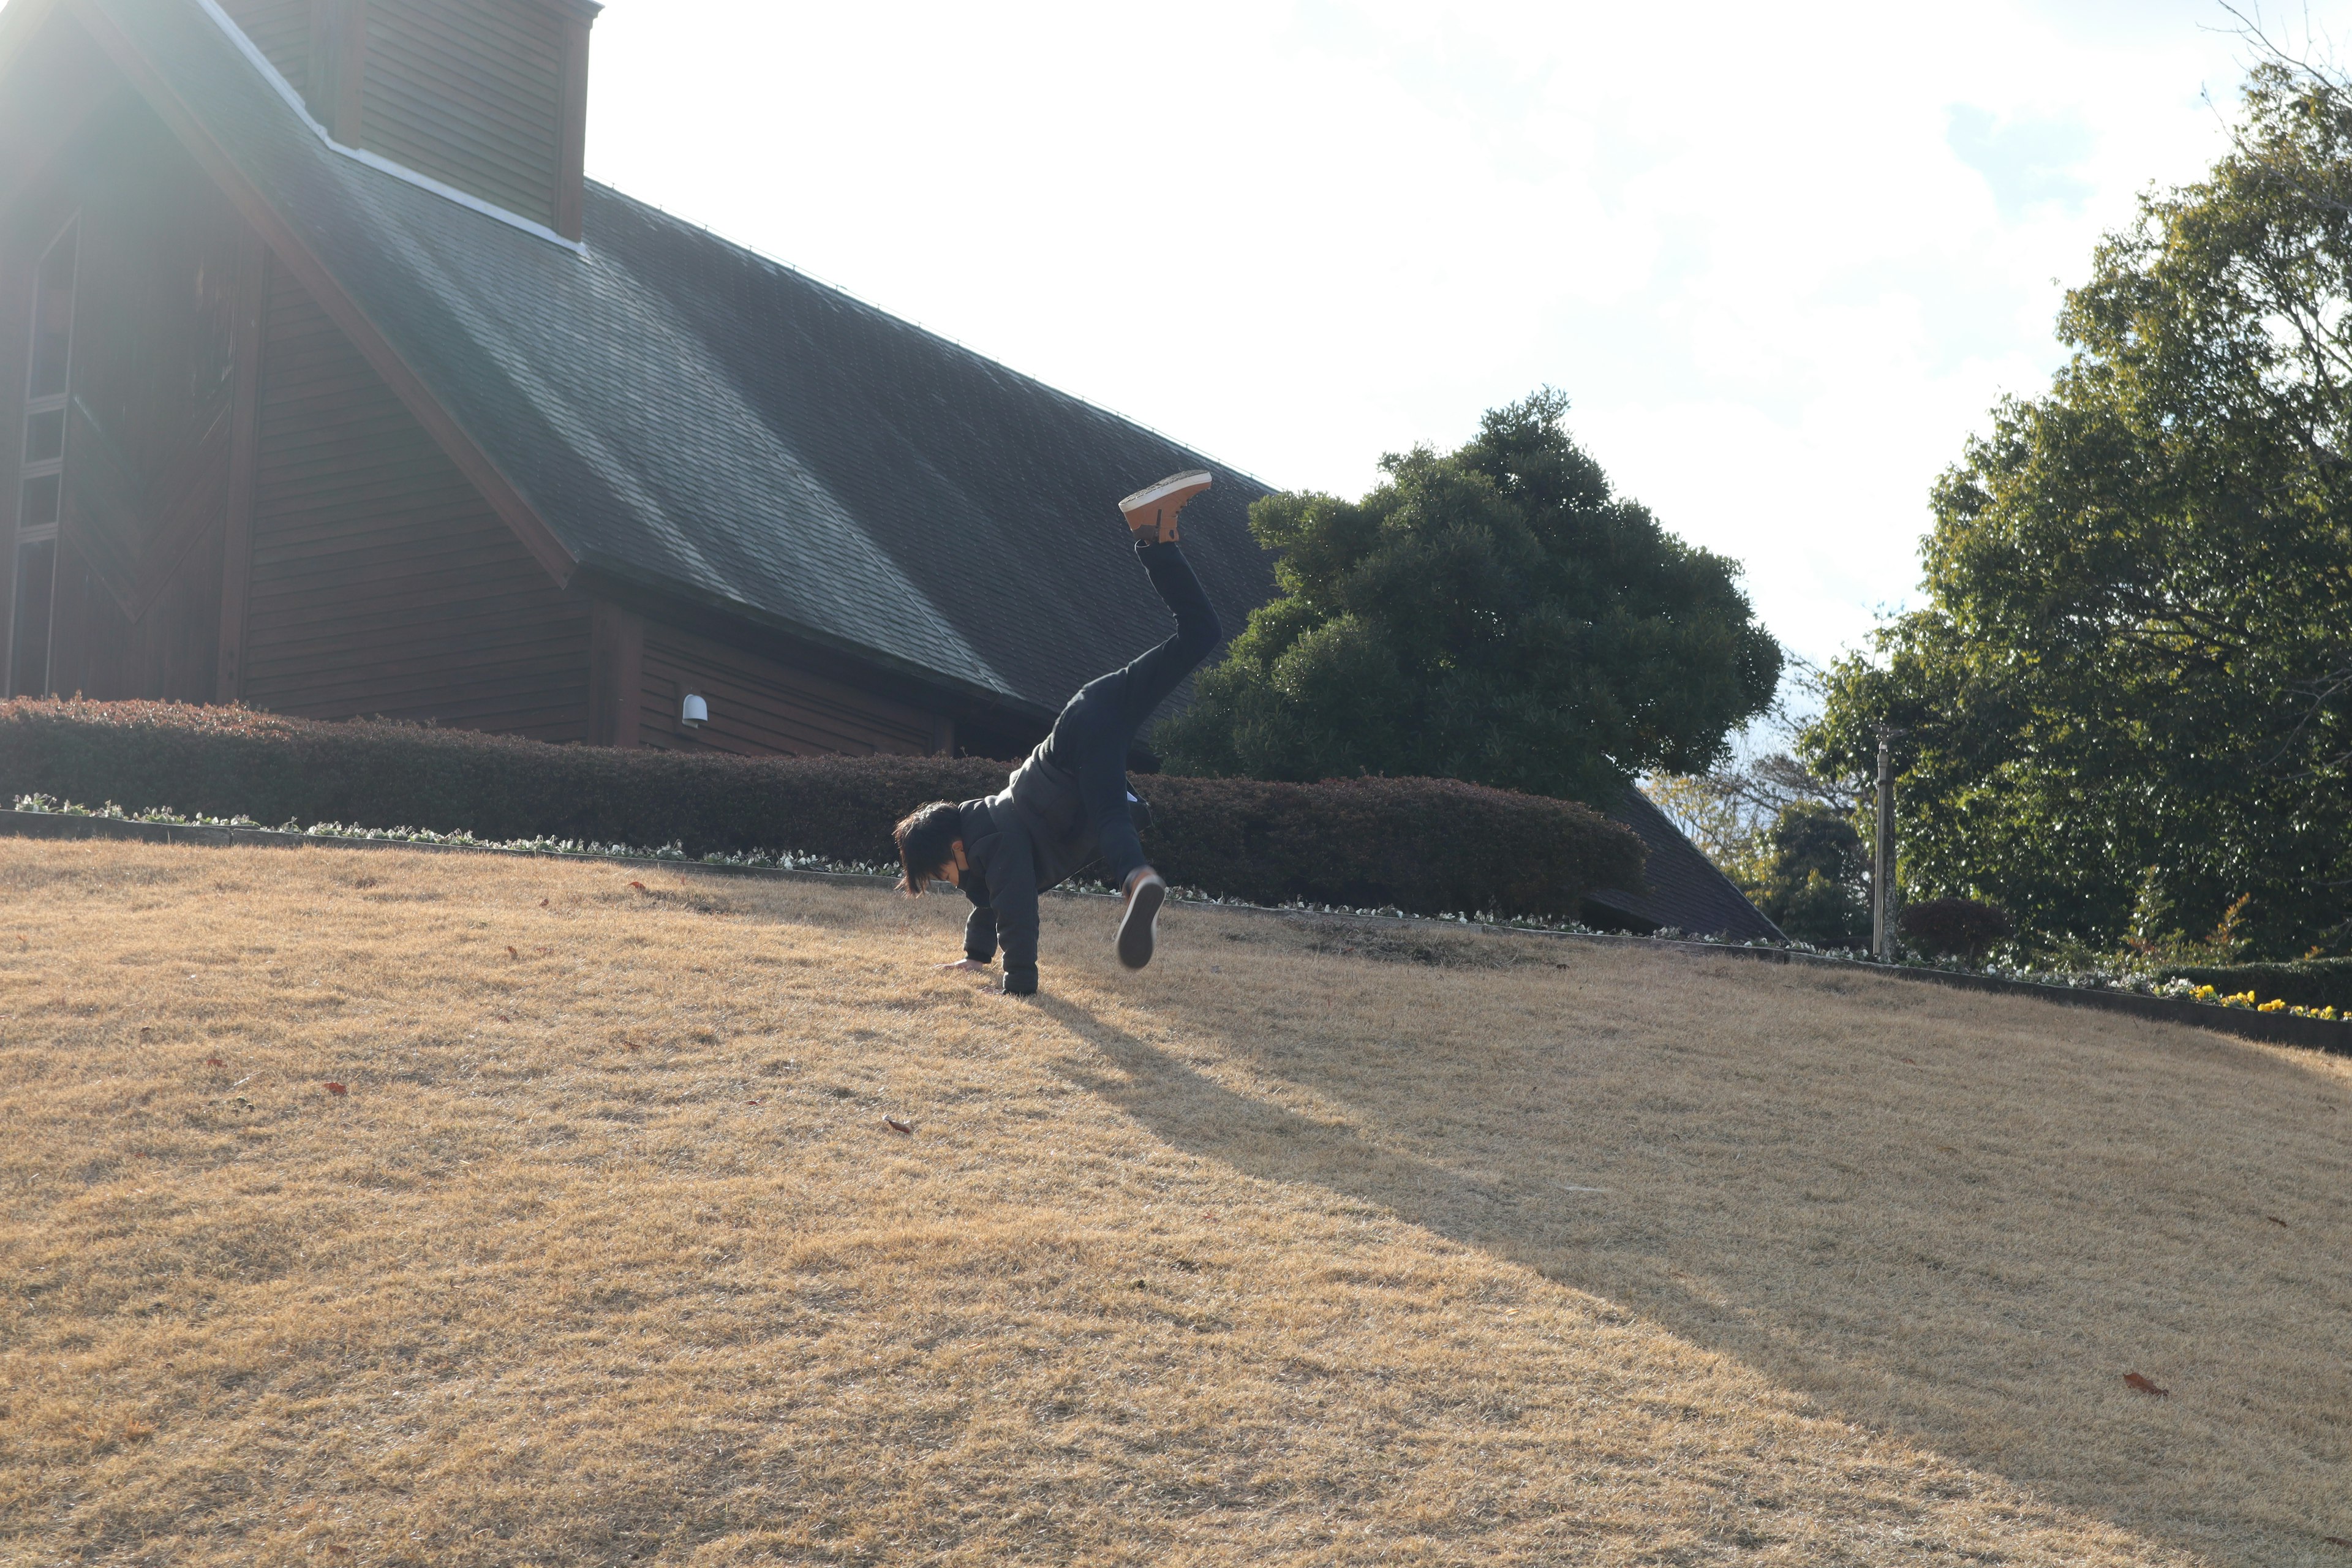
359, 0, 564, 228
636, 621, 946, 758
586, 598, 641, 747
217, 229, 269, 701
241, 265, 587, 737
48, 521, 223, 703
214, 0, 312, 97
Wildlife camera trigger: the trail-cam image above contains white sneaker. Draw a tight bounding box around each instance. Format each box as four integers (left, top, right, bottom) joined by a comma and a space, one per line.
1119, 470, 1211, 545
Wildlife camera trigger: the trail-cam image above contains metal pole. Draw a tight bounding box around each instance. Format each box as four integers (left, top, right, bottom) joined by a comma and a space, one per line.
1874, 736, 1894, 960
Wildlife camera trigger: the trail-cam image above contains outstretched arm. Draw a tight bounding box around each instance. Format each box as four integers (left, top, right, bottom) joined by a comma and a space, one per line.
938, 903, 1000, 973
988, 854, 1041, 995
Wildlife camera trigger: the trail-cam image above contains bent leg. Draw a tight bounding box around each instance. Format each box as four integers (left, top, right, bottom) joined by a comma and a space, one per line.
1033, 541, 1223, 890
1082, 760, 1150, 888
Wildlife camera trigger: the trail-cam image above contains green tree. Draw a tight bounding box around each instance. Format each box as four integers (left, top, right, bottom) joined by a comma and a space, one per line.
1806, 59, 2352, 957
1157, 391, 1782, 804
1751, 801, 1872, 951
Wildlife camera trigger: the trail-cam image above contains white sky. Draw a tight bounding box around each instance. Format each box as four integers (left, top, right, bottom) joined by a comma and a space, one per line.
584, 0, 2340, 673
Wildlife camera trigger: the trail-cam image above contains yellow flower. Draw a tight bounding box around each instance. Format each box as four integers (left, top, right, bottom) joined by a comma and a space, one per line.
2258, 998, 2286, 1013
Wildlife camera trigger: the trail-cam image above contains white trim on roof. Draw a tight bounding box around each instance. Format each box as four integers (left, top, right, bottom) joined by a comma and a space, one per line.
190, 0, 587, 255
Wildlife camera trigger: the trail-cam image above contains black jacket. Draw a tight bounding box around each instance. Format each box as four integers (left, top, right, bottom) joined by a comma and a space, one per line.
952, 745, 1144, 993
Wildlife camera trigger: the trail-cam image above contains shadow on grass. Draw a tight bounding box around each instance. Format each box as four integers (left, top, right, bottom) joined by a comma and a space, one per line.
1031, 982, 2350, 1568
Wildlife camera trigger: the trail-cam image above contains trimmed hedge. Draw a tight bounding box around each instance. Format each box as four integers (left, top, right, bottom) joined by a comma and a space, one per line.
0, 700, 1646, 918
1897, 897, 2013, 959
2158, 958, 2352, 1013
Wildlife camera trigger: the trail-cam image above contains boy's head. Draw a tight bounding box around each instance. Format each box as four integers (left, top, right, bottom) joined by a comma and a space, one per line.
893, 801, 963, 895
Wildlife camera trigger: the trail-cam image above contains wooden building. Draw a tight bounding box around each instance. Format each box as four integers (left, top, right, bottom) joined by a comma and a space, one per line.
0, 0, 1779, 941
0, 0, 1284, 760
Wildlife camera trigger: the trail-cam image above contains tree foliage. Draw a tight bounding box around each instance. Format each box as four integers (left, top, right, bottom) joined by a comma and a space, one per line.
1751, 801, 1872, 950
1156, 391, 1782, 805
1806, 59, 2352, 959
1643, 717, 1864, 894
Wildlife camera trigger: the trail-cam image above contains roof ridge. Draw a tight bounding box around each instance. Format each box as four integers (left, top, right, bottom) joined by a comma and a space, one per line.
582, 179, 1276, 493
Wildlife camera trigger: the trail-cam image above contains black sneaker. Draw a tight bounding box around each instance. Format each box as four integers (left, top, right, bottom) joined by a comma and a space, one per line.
1117, 869, 1168, 970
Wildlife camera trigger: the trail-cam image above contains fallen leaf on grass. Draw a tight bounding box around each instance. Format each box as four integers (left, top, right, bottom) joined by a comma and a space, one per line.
629, 881, 647, 892
747, 1097, 764, 1106
2323, 1536, 2351, 1548
322, 1082, 347, 1096
506, 946, 519, 959
620, 1041, 643, 1053
884, 1116, 914, 1136
539, 897, 549, 907
206, 1057, 225, 1068
2124, 1372, 2169, 1397
2268, 1215, 2291, 1229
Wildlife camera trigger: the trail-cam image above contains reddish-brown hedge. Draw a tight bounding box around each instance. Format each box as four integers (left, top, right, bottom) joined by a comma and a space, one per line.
1896, 897, 2013, 959
0, 700, 1645, 917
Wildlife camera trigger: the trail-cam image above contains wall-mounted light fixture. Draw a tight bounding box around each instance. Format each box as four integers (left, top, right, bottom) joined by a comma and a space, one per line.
680, 693, 709, 728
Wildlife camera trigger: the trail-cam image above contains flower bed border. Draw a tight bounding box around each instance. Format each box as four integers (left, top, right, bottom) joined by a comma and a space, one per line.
5, 807, 2346, 1060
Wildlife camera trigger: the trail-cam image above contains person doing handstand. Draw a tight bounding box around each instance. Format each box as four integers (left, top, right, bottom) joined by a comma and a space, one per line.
892, 470, 1223, 995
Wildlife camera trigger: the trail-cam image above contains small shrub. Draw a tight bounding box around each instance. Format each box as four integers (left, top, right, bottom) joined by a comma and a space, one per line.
1898, 897, 2013, 960
0, 699, 1645, 919
2157, 958, 2352, 1015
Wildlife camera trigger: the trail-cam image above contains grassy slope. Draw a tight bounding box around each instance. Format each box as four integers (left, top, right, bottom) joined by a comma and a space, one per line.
1, 840, 2348, 1567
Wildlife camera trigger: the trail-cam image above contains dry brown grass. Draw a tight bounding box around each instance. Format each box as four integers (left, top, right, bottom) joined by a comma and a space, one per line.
2, 839, 2348, 1567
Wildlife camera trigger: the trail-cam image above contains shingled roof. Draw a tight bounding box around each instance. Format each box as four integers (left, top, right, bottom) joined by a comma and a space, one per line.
28, 0, 1781, 941
1586, 788, 1784, 943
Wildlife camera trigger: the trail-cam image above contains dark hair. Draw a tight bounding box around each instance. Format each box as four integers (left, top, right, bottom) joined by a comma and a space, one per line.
893, 801, 963, 895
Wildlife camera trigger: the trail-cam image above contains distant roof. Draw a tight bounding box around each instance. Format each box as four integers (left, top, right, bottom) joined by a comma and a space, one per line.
73, 0, 1277, 722
1588, 787, 1784, 943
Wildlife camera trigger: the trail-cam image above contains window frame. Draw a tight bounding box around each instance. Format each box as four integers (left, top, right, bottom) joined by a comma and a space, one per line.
8, 214, 78, 699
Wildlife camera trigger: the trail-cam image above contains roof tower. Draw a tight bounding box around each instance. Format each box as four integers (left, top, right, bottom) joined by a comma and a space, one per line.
213, 0, 595, 239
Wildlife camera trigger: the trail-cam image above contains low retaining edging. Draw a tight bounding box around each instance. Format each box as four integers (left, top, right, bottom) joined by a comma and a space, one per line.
5, 808, 2345, 1060
0, 807, 901, 887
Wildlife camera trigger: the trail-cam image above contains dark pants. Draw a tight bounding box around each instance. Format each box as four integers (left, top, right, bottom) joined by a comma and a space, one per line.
1041, 540, 1222, 888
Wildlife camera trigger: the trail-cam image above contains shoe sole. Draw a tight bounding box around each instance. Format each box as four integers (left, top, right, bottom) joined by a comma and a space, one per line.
1121, 470, 1212, 543
1117, 875, 1167, 970
1118, 469, 1212, 515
